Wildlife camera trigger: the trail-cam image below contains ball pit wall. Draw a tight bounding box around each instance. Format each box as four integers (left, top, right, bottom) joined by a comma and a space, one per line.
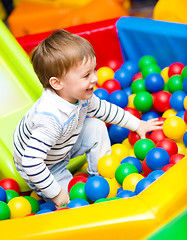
1, 17, 187, 238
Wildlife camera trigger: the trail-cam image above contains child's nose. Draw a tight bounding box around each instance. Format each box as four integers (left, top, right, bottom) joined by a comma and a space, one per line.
91, 72, 98, 83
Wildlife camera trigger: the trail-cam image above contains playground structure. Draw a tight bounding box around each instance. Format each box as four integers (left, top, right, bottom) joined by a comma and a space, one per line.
0, 17, 187, 239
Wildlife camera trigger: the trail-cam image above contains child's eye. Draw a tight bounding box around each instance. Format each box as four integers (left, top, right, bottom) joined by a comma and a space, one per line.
84, 73, 90, 78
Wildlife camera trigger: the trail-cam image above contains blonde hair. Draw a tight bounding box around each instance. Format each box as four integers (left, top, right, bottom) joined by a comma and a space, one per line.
31, 29, 96, 88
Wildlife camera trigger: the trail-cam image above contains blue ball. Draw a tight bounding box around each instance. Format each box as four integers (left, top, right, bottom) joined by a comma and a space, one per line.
183, 131, 187, 147
182, 77, 187, 94
85, 176, 110, 202
116, 190, 134, 198
141, 111, 160, 121
169, 90, 186, 112
147, 170, 165, 181
122, 87, 132, 97
145, 73, 164, 93
0, 186, 6, 202
121, 61, 139, 76
108, 124, 130, 144
109, 90, 128, 108
135, 177, 154, 195
114, 68, 133, 89
121, 156, 142, 173
146, 147, 170, 170
67, 199, 90, 208
40, 202, 56, 211
94, 88, 110, 101
36, 209, 53, 215
117, 187, 123, 194
176, 110, 185, 120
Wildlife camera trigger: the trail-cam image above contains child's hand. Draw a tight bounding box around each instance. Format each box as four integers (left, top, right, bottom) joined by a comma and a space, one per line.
136, 118, 164, 139
52, 188, 70, 208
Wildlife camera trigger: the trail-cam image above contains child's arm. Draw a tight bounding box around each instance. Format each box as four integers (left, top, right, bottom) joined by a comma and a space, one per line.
52, 188, 70, 208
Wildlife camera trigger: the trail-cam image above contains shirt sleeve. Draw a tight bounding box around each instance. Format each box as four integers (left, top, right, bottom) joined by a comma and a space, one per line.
22, 113, 62, 198
87, 94, 140, 131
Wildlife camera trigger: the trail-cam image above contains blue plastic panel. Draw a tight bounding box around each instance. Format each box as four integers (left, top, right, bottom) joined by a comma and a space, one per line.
116, 17, 187, 69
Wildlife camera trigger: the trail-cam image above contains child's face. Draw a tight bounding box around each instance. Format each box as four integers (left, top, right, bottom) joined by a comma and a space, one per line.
58, 57, 98, 104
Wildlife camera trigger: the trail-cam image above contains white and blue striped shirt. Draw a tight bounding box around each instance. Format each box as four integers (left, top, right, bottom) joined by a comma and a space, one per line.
13, 88, 140, 198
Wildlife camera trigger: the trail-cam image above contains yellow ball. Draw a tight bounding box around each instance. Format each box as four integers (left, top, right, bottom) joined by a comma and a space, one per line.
122, 138, 133, 150
163, 116, 186, 140
105, 178, 118, 199
161, 67, 169, 83
128, 148, 136, 157
97, 67, 114, 86
122, 173, 144, 191
77, 162, 88, 173
111, 143, 129, 162
30, 190, 41, 201
184, 96, 187, 110
127, 94, 136, 108
97, 155, 120, 178
8, 197, 31, 219
162, 109, 177, 118
176, 142, 186, 154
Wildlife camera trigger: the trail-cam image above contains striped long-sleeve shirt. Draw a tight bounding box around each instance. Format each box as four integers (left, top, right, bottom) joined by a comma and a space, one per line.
13, 88, 140, 198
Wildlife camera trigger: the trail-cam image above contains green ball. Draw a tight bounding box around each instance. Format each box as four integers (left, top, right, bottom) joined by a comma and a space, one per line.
6, 190, 19, 203
115, 163, 138, 185
138, 55, 157, 70
134, 139, 155, 160
181, 66, 187, 81
131, 79, 146, 93
69, 183, 91, 202
163, 83, 169, 92
108, 197, 121, 201
0, 201, 10, 220
24, 196, 39, 213
94, 198, 109, 204
167, 75, 183, 93
142, 64, 161, 78
134, 91, 153, 112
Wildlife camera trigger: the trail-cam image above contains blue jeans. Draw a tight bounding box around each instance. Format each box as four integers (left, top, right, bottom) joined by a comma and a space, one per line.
15, 118, 111, 202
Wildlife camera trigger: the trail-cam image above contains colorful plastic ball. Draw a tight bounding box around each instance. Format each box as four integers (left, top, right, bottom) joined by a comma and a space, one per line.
122, 173, 144, 191
144, 73, 164, 93
24, 196, 39, 213
182, 77, 187, 94
85, 176, 110, 201
102, 79, 121, 94
127, 93, 136, 108
153, 91, 171, 112
124, 107, 141, 119
161, 164, 174, 171
134, 139, 155, 161
73, 171, 89, 178
108, 124, 129, 144
161, 67, 169, 83
114, 68, 133, 89
109, 90, 128, 108
138, 55, 157, 70
8, 197, 32, 218
116, 190, 134, 198
39, 202, 56, 211
169, 90, 186, 112
132, 72, 143, 81
135, 177, 154, 195
67, 198, 90, 208
184, 96, 187, 110
97, 155, 119, 178
0, 201, 10, 220
134, 91, 153, 112
122, 87, 132, 97
176, 142, 186, 155
181, 66, 187, 81
115, 163, 138, 185
145, 147, 170, 170
94, 88, 110, 101
156, 138, 178, 157
97, 67, 114, 86
36, 209, 53, 215
6, 190, 19, 203
162, 109, 177, 118
147, 170, 165, 181
149, 129, 166, 144
105, 58, 122, 72
30, 191, 41, 201
142, 64, 161, 79
94, 198, 109, 204
183, 131, 187, 147
163, 116, 186, 140
176, 110, 185, 120
69, 183, 90, 202
121, 61, 139, 76
167, 75, 183, 93
121, 156, 142, 173
0, 186, 7, 202
184, 110, 187, 123
170, 153, 185, 164
168, 62, 185, 77
0, 178, 20, 193
105, 178, 118, 199
131, 79, 146, 93
128, 131, 140, 146
68, 176, 88, 193
111, 143, 129, 162
141, 111, 160, 121
142, 159, 152, 176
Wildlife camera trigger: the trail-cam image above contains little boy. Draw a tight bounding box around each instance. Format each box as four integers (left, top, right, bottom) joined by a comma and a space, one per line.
13, 30, 163, 208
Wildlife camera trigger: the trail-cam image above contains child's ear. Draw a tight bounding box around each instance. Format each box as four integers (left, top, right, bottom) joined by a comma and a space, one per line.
49, 77, 63, 90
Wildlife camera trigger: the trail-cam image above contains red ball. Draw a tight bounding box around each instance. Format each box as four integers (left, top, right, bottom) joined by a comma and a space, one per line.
0, 178, 20, 193
73, 171, 89, 178
105, 59, 122, 72
170, 153, 185, 164
124, 107, 141, 119
161, 164, 174, 171
168, 62, 185, 77
184, 110, 187, 123
128, 131, 140, 146
102, 79, 121, 94
68, 176, 88, 192
142, 159, 152, 176
55, 207, 70, 211
153, 91, 171, 112
149, 129, 166, 144
132, 72, 143, 81
156, 138, 178, 157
